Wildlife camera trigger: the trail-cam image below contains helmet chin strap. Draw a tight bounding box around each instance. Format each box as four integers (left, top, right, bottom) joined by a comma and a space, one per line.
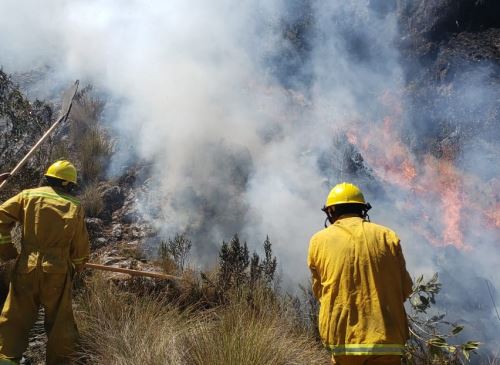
363, 202, 372, 222
322, 203, 372, 227
322, 206, 336, 227
324, 217, 330, 228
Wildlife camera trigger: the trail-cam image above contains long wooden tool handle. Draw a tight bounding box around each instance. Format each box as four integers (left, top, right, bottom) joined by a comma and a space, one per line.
85, 262, 181, 281
0, 80, 79, 191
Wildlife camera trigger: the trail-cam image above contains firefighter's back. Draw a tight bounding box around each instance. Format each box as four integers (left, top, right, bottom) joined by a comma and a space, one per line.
309, 215, 412, 354
17, 186, 82, 274
0, 160, 89, 364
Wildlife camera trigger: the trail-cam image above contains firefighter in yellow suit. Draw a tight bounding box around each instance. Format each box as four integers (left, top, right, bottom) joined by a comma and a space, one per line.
308, 183, 413, 365
0, 160, 90, 365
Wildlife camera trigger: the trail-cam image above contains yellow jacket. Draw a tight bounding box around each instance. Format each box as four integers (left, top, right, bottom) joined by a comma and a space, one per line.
308, 215, 413, 356
0, 186, 89, 273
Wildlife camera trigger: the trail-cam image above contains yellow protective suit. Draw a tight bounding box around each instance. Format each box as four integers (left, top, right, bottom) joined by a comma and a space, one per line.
0, 186, 90, 365
308, 215, 413, 360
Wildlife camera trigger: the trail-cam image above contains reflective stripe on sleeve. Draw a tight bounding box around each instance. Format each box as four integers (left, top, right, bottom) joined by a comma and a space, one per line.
325, 344, 405, 355
0, 358, 20, 364
72, 257, 87, 264
0, 235, 12, 245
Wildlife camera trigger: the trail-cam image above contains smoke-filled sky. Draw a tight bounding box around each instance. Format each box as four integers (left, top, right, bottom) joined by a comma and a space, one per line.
0, 0, 499, 351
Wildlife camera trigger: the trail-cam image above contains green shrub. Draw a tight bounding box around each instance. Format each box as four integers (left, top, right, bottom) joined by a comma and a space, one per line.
405, 274, 481, 364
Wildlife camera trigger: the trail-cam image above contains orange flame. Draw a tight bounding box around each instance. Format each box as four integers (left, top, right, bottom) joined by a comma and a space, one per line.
485, 205, 500, 228
348, 117, 417, 190
343, 91, 485, 251
436, 159, 466, 250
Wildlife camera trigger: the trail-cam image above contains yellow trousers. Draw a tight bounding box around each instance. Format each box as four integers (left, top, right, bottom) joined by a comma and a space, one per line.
0, 269, 78, 365
333, 355, 402, 365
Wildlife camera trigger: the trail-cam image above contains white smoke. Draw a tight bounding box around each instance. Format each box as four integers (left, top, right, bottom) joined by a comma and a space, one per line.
0, 0, 498, 354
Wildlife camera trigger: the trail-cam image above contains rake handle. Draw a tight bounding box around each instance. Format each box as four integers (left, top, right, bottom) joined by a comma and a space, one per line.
85, 262, 181, 281
0, 80, 79, 191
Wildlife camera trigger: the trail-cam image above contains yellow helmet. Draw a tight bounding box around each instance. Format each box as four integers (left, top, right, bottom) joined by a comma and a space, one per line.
45, 160, 77, 184
324, 182, 366, 208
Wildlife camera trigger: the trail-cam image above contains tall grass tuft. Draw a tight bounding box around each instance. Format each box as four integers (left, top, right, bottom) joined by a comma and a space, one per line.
76, 274, 187, 365
185, 293, 329, 365
69, 85, 113, 185
79, 126, 113, 184
80, 182, 103, 218
75, 274, 330, 365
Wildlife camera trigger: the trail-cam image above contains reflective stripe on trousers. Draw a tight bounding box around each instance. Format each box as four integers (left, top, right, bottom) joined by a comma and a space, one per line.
332, 355, 402, 365
326, 344, 405, 356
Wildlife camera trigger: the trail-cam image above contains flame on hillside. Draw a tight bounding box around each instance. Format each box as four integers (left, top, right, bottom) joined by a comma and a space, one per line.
346, 92, 499, 251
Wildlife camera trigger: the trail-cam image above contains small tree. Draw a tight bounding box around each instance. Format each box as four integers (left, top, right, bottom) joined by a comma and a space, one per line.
249, 252, 262, 287
261, 236, 277, 285
249, 236, 278, 289
218, 234, 249, 292
158, 233, 192, 273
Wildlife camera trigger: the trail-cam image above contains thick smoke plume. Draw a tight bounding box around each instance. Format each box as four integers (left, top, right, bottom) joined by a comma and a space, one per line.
0, 0, 498, 352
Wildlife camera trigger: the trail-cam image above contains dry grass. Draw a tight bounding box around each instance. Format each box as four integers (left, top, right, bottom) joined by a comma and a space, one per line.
80, 182, 103, 217
185, 299, 329, 365
79, 126, 113, 183
50, 141, 70, 162
69, 86, 113, 185
76, 274, 187, 365
75, 274, 330, 365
